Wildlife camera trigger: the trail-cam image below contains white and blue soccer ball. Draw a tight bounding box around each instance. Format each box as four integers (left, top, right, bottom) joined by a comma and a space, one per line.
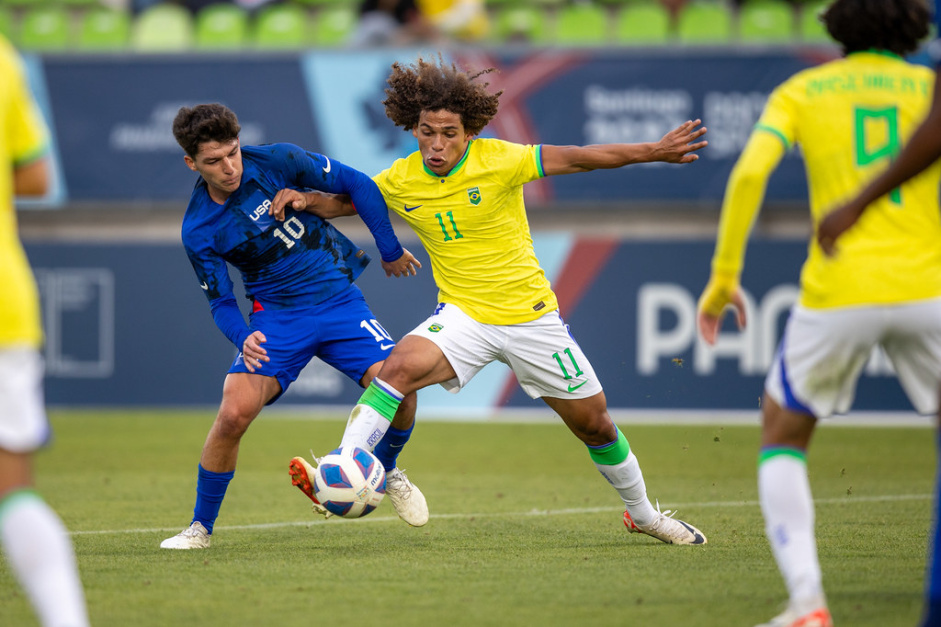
313, 446, 386, 518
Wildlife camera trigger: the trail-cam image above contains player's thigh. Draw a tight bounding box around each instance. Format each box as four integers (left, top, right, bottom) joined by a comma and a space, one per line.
882, 299, 941, 415
315, 296, 398, 385
0, 347, 49, 455
765, 306, 880, 418
503, 311, 603, 400
405, 303, 501, 392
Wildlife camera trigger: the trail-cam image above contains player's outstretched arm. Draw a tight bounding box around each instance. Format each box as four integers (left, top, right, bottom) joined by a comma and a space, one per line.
817, 81, 941, 256
269, 188, 355, 221
540, 119, 707, 175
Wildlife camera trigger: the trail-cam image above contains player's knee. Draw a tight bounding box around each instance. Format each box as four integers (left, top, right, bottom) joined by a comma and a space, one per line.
213, 408, 255, 441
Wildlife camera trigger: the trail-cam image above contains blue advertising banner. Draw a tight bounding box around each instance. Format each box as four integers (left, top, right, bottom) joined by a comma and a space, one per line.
37, 48, 848, 205
42, 56, 320, 202
26, 237, 913, 414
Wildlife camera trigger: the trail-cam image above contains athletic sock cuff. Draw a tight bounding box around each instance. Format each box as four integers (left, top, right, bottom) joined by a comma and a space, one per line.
358, 380, 402, 422
588, 428, 630, 465
0, 488, 42, 522
758, 446, 806, 466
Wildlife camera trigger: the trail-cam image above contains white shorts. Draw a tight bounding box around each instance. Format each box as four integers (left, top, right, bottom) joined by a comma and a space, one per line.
407, 303, 603, 400
0, 347, 50, 453
765, 300, 941, 418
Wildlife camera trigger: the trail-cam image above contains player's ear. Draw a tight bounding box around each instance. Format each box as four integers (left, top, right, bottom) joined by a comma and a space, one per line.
183, 154, 198, 172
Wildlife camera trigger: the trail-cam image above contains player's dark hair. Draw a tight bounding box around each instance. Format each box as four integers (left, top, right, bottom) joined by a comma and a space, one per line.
822, 0, 929, 56
383, 55, 502, 136
172, 103, 241, 158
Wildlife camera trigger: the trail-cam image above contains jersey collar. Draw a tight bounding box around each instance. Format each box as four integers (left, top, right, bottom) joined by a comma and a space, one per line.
422, 139, 473, 178
848, 49, 903, 61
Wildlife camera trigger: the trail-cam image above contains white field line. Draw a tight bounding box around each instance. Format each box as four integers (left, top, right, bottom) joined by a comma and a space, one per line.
70, 493, 932, 537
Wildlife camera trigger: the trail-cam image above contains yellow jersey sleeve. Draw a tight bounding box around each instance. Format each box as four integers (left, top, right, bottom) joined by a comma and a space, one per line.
0, 35, 48, 348
376, 139, 557, 324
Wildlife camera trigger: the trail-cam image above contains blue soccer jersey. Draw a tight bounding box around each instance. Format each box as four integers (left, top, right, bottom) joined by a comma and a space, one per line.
181, 143, 404, 350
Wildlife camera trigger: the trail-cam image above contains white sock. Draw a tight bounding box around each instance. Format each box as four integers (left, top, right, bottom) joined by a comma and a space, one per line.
758, 452, 824, 607
595, 451, 657, 525
339, 379, 403, 452
339, 404, 392, 452
1, 490, 89, 627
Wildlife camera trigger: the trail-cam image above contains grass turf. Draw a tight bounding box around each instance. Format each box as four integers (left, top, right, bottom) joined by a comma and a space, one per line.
0, 410, 933, 626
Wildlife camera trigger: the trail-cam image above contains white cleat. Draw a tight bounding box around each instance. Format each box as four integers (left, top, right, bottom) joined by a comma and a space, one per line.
623, 503, 706, 545
385, 467, 429, 527
755, 599, 832, 627
160, 521, 211, 550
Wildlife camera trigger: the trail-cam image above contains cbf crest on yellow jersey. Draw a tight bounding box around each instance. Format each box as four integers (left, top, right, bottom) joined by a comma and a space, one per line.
0, 34, 48, 348
757, 51, 941, 309
375, 138, 557, 325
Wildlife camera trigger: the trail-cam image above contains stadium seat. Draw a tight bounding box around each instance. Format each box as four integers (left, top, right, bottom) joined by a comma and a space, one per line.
554, 2, 609, 46
614, 1, 671, 45
17, 5, 71, 51
799, 0, 830, 43
738, 0, 794, 43
132, 3, 194, 50
254, 3, 309, 48
312, 5, 356, 46
492, 5, 549, 44
77, 8, 131, 50
195, 3, 249, 49
676, 0, 732, 44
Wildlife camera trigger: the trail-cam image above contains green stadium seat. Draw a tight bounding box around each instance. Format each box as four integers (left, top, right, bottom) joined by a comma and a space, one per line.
799, 0, 829, 43
614, 1, 671, 45
676, 0, 732, 44
254, 3, 309, 48
492, 5, 548, 44
739, 0, 794, 43
132, 3, 194, 50
312, 5, 356, 46
77, 7, 130, 50
18, 5, 71, 51
292, 0, 351, 9
195, 3, 249, 49
554, 2, 609, 46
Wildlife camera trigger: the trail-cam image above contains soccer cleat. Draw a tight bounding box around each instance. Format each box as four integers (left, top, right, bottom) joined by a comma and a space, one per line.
755, 604, 832, 627
623, 504, 707, 545
385, 467, 429, 527
160, 521, 211, 550
289, 456, 332, 518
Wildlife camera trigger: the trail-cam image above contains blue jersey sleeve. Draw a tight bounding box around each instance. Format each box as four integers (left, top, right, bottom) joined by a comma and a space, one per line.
277, 144, 405, 263
183, 227, 251, 350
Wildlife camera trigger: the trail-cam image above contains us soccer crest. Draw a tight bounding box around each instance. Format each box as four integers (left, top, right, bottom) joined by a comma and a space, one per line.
467, 187, 481, 205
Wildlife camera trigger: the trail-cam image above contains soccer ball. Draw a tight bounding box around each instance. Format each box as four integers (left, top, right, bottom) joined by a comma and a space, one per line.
313, 447, 386, 518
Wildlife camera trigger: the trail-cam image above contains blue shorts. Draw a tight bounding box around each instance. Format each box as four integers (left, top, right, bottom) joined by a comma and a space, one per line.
228, 284, 395, 404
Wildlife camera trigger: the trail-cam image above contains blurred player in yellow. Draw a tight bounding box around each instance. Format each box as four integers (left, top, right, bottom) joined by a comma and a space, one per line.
696, 1, 937, 625
0, 34, 90, 627
281, 55, 710, 545
816, 4, 941, 625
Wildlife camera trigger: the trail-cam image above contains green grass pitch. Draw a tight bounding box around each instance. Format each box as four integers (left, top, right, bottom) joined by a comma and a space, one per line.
0, 410, 933, 626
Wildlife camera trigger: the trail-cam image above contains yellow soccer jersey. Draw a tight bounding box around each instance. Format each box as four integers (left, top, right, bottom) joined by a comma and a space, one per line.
0, 35, 48, 348
375, 138, 558, 325
758, 51, 941, 309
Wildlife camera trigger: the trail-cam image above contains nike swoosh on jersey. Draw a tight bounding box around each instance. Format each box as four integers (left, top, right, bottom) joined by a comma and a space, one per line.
404, 204, 422, 212
200, 282, 209, 291
322, 156, 331, 173
380, 343, 395, 350
567, 380, 588, 393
